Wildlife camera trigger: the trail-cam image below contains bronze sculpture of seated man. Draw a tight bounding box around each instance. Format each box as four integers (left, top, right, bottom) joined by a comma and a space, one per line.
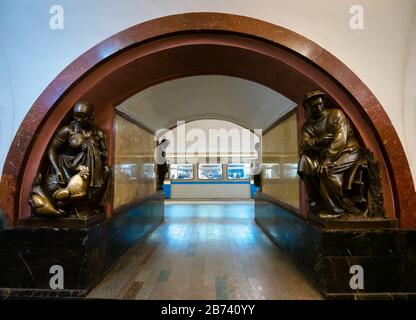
29, 102, 111, 219
297, 90, 383, 219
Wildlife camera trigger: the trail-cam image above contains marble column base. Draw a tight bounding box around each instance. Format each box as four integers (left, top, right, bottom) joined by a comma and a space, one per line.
255, 193, 416, 300
0, 192, 165, 299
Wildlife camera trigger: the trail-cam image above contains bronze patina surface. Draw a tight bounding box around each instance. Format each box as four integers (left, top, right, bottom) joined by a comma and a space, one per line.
298, 90, 384, 220
29, 102, 111, 219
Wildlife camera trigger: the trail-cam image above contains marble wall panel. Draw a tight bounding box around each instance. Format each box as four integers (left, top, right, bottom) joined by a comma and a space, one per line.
261, 112, 299, 209
114, 115, 157, 209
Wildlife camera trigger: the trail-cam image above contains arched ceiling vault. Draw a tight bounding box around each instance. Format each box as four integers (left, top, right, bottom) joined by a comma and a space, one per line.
116, 75, 296, 133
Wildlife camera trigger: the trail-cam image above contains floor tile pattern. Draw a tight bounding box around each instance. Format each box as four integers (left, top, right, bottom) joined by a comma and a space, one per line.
88, 202, 322, 300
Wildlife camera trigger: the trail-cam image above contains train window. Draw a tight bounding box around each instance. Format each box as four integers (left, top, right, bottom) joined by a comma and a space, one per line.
198, 164, 223, 180
117, 164, 138, 180
170, 164, 194, 180
227, 163, 251, 180
263, 163, 280, 179
143, 163, 155, 179
283, 163, 298, 178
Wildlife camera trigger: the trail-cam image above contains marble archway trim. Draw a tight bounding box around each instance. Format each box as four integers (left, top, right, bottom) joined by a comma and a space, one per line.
0, 12, 414, 228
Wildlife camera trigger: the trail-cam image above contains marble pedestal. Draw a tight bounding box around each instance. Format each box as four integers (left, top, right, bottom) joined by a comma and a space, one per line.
0, 192, 165, 299
19, 211, 106, 228
0, 210, 5, 232
255, 193, 416, 299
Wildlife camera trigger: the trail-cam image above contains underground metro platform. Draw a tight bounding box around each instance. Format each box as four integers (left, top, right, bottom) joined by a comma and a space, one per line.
1, 12, 416, 300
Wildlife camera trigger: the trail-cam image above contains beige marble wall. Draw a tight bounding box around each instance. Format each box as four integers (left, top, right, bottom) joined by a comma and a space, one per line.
114, 115, 157, 209
262, 112, 299, 209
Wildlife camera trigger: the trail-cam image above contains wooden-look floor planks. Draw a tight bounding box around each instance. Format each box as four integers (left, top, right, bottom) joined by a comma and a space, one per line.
88, 202, 323, 300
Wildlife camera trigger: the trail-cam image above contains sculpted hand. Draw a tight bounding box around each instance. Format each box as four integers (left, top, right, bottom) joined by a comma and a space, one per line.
56, 170, 66, 185
317, 160, 334, 176
81, 142, 88, 152
316, 164, 327, 176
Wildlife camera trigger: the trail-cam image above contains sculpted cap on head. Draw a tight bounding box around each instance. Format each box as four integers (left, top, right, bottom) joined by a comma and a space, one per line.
74, 102, 94, 116
303, 90, 326, 107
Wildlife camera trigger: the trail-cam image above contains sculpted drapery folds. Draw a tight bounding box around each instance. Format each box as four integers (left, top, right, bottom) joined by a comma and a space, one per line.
29, 102, 111, 218
297, 90, 384, 219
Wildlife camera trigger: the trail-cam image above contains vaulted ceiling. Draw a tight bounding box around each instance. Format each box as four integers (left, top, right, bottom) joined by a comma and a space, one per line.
116, 75, 296, 132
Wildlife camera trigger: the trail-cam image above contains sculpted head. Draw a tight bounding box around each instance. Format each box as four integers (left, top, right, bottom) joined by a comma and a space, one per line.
73, 102, 94, 127
303, 90, 326, 120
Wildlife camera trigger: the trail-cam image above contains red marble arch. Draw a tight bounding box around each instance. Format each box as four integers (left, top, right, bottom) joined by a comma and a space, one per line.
0, 12, 415, 228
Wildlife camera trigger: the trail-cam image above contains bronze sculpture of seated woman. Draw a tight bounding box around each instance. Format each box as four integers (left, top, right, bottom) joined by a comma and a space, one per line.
29, 102, 111, 219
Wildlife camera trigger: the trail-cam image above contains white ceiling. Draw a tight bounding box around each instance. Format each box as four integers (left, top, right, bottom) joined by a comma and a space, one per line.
167, 119, 261, 155
116, 75, 296, 132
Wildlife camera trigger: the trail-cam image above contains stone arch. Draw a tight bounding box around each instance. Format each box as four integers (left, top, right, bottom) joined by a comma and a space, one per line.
0, 12, 414, 227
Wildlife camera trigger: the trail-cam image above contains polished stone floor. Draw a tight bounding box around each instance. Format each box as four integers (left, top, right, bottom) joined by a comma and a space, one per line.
88, 201, 322, 300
